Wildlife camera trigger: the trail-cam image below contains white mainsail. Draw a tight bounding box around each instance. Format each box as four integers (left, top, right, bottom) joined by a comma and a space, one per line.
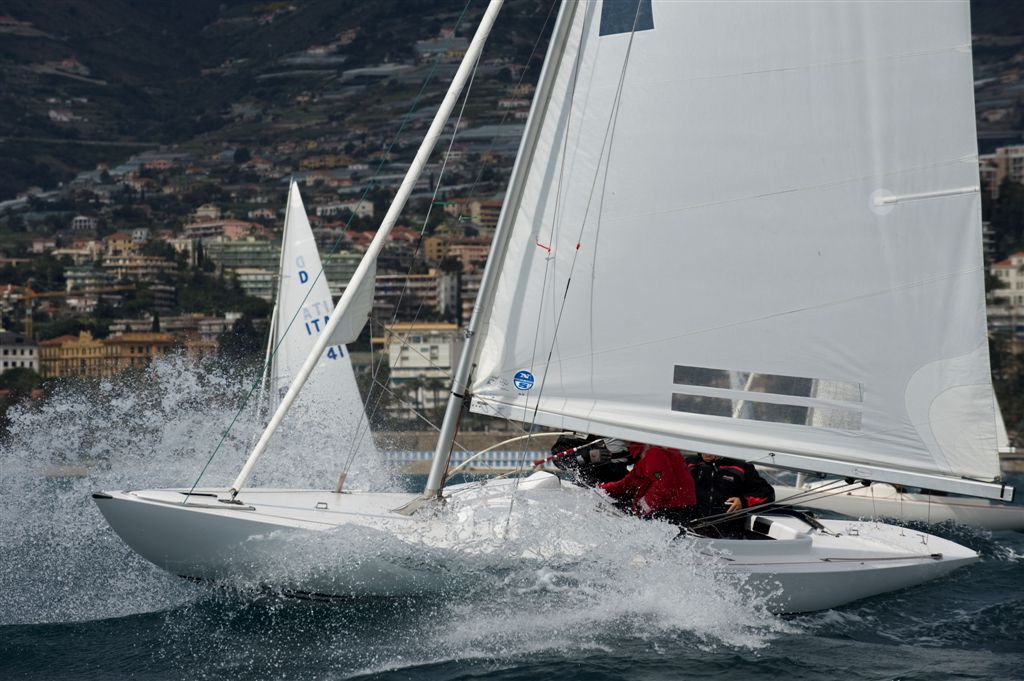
466, 1, 1006, 498
269, 181, 376, 455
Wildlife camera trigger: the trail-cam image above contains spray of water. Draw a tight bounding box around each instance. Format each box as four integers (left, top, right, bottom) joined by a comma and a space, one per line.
1, 357, 786, 664
0, 355, 392, 625
142, 494, 788, 678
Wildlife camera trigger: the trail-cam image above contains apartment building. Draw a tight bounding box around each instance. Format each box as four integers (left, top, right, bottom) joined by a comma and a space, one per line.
38, 330, 173, 378
0, 330, 38, 373
372, 321, 461, 420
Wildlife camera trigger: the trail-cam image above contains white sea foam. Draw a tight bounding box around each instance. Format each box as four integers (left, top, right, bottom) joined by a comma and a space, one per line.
1, 356, 784, 654
0, 355, 391, 625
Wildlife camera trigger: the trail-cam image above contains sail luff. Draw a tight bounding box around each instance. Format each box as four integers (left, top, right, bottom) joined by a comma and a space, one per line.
229, 0, 506, 497
421, 0, 581, 499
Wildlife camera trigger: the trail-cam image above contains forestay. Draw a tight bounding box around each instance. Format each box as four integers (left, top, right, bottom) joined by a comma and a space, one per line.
272, 182, 376, 451
468, 1, 1007, 498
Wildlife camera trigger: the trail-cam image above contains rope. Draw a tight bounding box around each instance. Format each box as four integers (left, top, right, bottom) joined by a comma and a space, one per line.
686, 479, 861, 532
446, 431, 572, 477
364, 0, 565, 494
184, 0, 478, 499
493, 1, 647, 532
338, 0, 563, 484
336, 45, 482, 481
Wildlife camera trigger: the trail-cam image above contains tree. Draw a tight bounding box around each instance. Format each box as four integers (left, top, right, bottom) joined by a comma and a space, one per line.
141, 240, 175, 259
992, 180, 1024, 254
0, 367, 42, 400
439, 256, 463, 273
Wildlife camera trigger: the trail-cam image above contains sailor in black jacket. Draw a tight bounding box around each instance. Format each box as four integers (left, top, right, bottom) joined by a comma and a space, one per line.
550, 433, 630, 487
684, 453, 775, 536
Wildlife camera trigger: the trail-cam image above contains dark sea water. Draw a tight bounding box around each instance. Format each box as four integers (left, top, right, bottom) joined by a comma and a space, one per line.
2, 360, 1023, 680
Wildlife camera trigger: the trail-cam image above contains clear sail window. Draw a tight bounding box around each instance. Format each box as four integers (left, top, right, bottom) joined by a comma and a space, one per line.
599, 0, 655, 36
671, 365, 863, 430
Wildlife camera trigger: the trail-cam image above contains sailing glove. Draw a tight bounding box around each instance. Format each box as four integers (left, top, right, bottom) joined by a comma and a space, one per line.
582, 447, 612, 465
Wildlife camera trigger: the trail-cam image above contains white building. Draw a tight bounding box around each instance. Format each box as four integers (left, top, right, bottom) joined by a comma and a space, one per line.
374, 322, 461, 421
194, 203, 221, 220
0, 330, 39, 374
315, 200, 374, 219
70, 215, 98, 232
991, 252, 1024, 305
227, 267, 276, 301
979, 144, 1024, 198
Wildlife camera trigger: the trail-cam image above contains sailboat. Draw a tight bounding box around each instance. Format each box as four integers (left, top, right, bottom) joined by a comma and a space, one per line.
256, 180, 378, 477
771, 402, 1024, 531
94, 0, 1015, 614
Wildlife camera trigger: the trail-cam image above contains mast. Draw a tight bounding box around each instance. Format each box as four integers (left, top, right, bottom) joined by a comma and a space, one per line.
421, 0, 580, 501
229, 0, 506, 498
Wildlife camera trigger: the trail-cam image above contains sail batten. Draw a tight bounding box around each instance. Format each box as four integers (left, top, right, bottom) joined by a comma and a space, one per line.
467, 0, 1008, 499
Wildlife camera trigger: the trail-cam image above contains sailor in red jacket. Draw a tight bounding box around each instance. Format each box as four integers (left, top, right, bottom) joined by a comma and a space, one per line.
600, 443, 697, 526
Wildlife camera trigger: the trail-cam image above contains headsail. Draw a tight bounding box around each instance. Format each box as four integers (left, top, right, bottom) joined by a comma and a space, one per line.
230, 0, 505, 496
466, 1, 1009, 499
270, 182, 377, 452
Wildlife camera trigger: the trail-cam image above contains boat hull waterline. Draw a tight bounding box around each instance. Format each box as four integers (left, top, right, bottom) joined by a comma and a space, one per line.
93, 473, 978, 613
774, 483, 1024, 531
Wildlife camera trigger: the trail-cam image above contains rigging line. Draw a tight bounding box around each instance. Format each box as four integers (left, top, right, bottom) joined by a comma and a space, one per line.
338, 55, 484, 479
504, 1, 645, 514
354, 310, 461, 471
430, 0, 567, 499
348, 308, 439, 471
367, 375, 461, 438
354, 317, 429, 460
513, 0, 590, 465
184, 0, 478, 496
447, 431, 572, 477
520, 0, 593, 419
504, 1, 592, 459
521, 0, 643, 436
354, 317, 450, 444
310, 4, 484, 475
355, 320, 476, 463
448, 0, 560, 229
687, 480, 860, 530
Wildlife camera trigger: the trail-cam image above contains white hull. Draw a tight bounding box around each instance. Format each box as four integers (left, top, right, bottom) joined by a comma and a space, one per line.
94, 473, 978, 613
775, 483, 1024, 531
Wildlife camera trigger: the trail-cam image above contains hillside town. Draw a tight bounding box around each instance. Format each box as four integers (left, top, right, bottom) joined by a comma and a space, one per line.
0, 3, 547, 428
2, 1, 1024, 435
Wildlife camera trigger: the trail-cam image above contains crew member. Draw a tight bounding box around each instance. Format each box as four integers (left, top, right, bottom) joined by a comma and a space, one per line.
550, 433, 630, 486
600, 443, 697, 526
685, 453, 775, 537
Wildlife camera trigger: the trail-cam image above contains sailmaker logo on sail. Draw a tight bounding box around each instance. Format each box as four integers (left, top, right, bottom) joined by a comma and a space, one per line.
513, 371, 535, 391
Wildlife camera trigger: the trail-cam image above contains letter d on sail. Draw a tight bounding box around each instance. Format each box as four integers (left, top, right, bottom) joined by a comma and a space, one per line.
298, 270, 308, 284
